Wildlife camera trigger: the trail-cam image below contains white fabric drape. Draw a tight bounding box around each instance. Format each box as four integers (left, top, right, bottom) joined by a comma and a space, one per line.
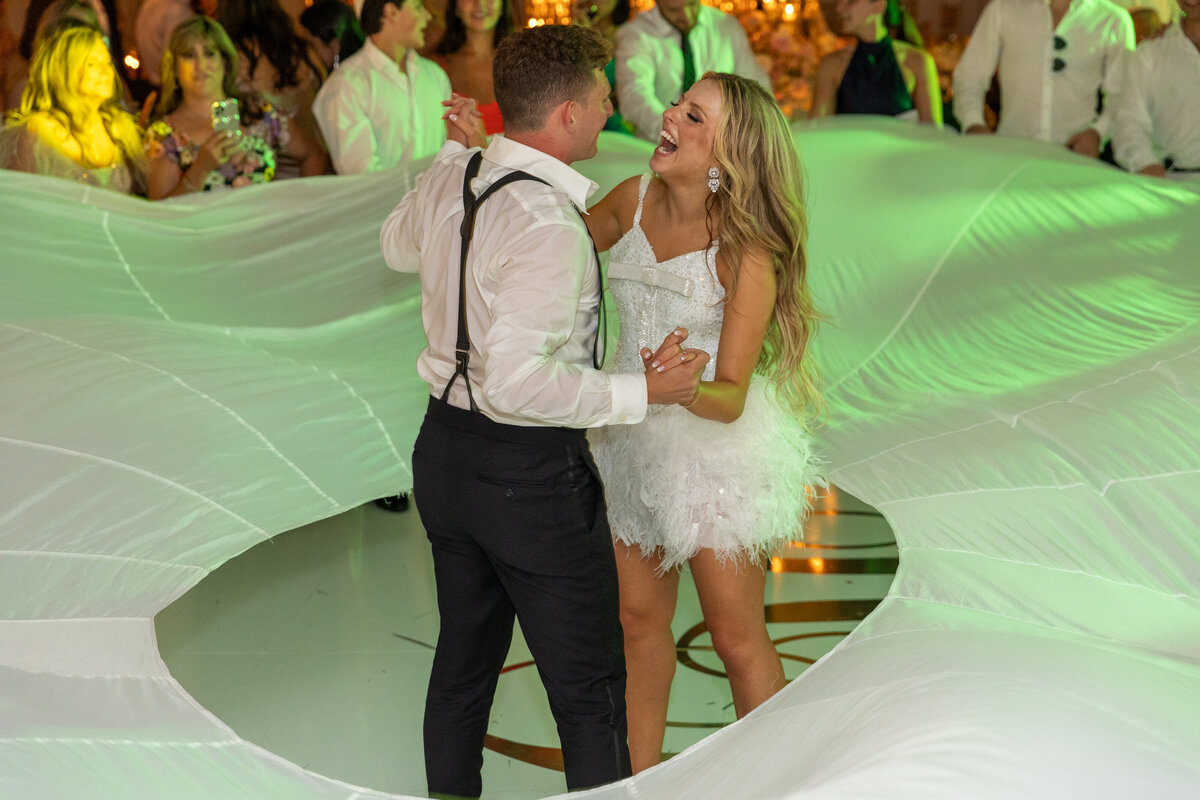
2, 120, 1197, 799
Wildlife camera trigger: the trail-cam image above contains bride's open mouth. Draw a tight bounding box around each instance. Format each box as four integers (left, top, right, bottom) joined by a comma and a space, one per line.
656, 129, 678, 155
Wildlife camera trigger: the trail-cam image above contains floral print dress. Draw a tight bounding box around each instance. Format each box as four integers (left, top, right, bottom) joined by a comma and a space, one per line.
146, 100, 289, 190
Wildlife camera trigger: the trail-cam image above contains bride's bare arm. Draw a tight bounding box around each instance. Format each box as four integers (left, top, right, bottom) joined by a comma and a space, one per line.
682, 248, 775, 423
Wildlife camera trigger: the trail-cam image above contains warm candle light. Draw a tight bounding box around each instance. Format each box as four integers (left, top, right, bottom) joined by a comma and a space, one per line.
782, 2, 796, 21
123, 53, 139, 70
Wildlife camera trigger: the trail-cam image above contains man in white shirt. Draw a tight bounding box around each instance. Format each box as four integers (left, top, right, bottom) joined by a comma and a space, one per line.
1113, 0, 1200, 175
312, 0, 450, 174
616, 0, 771, 141
953, 0, 1135, 158
381, 24, 706, 799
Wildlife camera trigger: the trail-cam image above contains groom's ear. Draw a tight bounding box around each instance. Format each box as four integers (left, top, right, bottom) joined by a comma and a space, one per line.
555, 99, 578, 135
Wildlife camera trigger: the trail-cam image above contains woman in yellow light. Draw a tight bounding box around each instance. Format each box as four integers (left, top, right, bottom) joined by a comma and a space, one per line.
145, 17, 328, 199
6, 0, 126, 111
0, 24, 144, 193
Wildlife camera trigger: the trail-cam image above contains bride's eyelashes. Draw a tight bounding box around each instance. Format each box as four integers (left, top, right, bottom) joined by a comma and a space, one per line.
669, 100, 703, 124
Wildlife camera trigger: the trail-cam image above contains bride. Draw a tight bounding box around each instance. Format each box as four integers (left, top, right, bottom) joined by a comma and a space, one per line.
585, 71, 824, 772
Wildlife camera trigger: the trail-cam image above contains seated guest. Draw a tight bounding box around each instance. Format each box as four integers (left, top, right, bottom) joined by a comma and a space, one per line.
0, 25, 144, 193
1113, 0, 1200, 176
145, 17, 328, 198
312, 0, 450, 173
616, 0, 770, 141
571, 0, 633, 132
217, 0, 327, 140
810, 0, 942, 124
300, 0, 366, 71
953, 0, 1134, 159
432, 0, 510, 134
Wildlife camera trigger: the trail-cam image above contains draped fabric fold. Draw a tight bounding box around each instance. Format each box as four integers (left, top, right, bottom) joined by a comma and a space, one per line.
2, 120, 1198, 799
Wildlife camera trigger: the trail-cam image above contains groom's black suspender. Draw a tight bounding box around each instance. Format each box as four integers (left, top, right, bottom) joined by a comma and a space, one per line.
441, 150, 606, 413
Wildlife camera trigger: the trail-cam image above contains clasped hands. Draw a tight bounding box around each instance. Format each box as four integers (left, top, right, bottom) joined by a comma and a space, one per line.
642, 327, 709, 406
443, 94, 488, 150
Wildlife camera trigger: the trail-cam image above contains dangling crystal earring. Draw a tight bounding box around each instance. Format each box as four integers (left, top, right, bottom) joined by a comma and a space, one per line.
707, 166, 720, 193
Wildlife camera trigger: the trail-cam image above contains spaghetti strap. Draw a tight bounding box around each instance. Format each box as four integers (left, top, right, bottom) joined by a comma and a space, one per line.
631, 173, 652, 227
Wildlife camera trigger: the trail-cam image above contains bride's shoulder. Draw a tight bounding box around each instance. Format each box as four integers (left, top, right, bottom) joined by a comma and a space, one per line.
611, 173, 648, 206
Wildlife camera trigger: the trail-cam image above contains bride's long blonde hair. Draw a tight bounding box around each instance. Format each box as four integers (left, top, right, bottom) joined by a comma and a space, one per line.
703, 72, 823, 422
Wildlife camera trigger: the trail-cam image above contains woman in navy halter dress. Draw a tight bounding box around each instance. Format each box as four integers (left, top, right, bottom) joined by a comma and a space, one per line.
810, 0, 942, 124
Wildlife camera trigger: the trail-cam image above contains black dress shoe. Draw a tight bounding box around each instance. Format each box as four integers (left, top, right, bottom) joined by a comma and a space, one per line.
374, 493, 410, 512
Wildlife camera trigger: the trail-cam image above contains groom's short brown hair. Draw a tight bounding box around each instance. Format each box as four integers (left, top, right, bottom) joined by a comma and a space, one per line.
493, 25, 613, 134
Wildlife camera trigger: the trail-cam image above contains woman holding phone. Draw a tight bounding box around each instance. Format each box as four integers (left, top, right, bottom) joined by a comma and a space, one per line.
145, 17, 327, 199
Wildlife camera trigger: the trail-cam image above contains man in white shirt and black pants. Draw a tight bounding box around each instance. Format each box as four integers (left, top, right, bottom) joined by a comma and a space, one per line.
381, 24, 708, 799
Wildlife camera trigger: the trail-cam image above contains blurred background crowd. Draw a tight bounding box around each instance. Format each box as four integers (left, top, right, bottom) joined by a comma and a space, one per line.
0, 0, 1193, 196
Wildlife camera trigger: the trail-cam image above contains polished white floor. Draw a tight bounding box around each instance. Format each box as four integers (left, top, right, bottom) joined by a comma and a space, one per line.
156, 487, 896, 799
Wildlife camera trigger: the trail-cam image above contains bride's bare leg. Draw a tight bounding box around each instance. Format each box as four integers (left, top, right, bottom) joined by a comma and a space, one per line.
614, 540, 680, 773
689, 550, 784, 717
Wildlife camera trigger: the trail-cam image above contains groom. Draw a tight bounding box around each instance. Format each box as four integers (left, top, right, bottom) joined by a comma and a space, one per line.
380, 24, 708, 800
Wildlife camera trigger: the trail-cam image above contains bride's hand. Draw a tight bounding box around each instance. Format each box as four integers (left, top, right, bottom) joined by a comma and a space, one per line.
642, 327, 701, 373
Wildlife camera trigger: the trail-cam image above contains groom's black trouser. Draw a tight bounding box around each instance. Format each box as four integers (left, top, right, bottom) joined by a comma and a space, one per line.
414, 397, 631, 799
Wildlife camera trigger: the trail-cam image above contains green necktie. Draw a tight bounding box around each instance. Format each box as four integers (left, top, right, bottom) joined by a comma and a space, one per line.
680, 29, 696, 92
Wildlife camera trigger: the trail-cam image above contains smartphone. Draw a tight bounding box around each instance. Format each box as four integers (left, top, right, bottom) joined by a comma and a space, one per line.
210, 98, 241, 134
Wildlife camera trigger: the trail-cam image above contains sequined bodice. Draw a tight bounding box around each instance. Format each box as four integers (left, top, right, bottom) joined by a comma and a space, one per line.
606, 174, 724, 381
